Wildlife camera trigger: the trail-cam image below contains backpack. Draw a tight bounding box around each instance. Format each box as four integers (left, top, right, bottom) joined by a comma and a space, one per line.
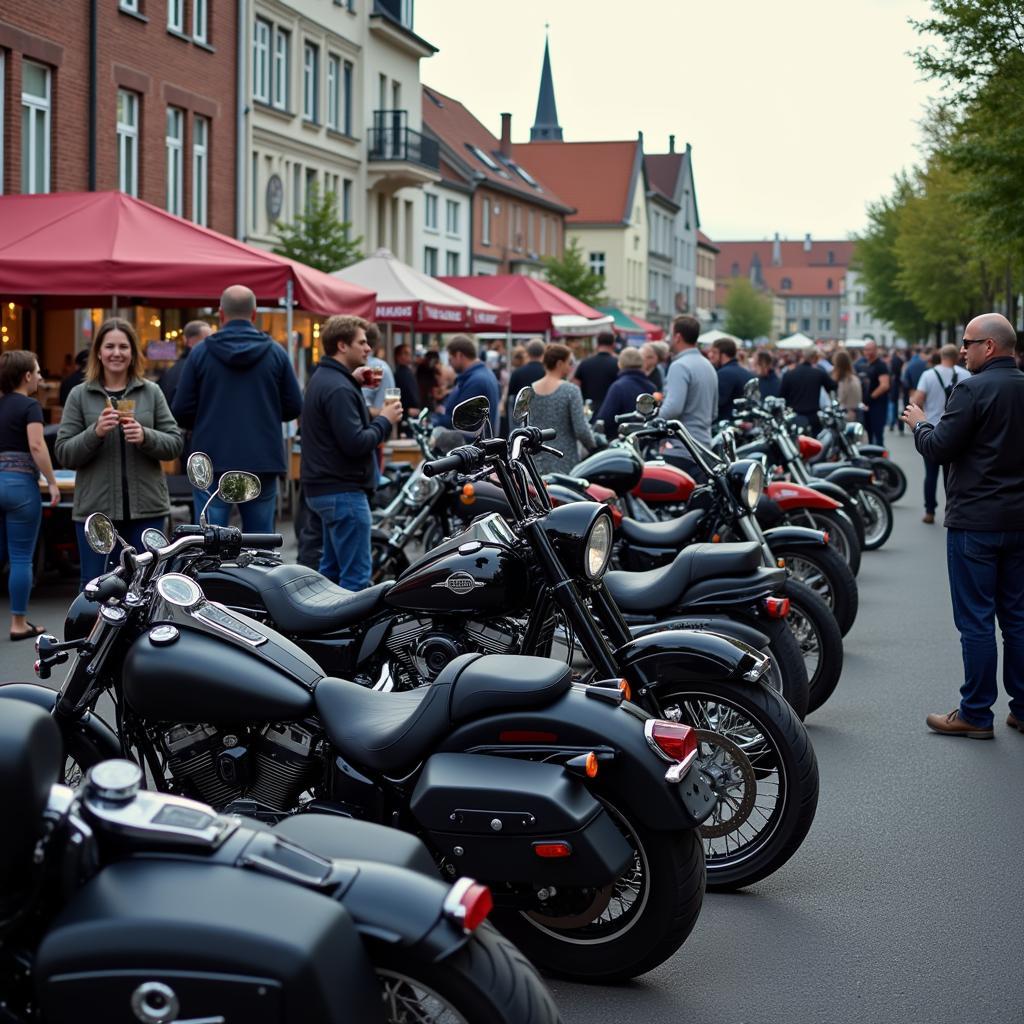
933, 366, 963, 403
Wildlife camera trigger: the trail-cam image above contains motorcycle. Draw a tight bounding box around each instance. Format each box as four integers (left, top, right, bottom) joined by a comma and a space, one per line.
4, 483, 718, 983
0, 699, 561, 1024
186, 396, 820, 892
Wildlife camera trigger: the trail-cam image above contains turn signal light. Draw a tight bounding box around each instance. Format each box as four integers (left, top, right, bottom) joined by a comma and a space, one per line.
585, 751, 599, 778
444, 879, 494, 932
533, 842, 572, 859
618, 678, 632, 701
777, 557, 786, 568
645, 720, 698, 764
764, 596, 790, 619
822, 531, 830, 544
460, 483, 476, 506
711, 533, 721, 543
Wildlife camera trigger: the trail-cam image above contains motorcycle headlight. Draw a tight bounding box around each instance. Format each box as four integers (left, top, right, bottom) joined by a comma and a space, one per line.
844, 421, 865, 442
404, 468, 440, 506
585, 515, 613, 580
726, 459, 764, 511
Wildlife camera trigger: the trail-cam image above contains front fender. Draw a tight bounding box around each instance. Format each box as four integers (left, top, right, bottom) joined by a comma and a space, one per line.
0, 682, 121, 763
762, 525, 828, 550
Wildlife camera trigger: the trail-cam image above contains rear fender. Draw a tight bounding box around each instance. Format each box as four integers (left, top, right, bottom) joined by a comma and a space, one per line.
439, 686, 715, 832
628, 615, 770, 651
816, 465, 873, 490
860, 444, 888, 459
0, 682, 121, 762
765, 481, 842, 511
762, 525, 829, 551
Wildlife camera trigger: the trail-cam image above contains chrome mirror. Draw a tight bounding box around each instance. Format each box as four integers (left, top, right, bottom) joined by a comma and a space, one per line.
141, 528, 168, 553
512, 386, 534, 425
217, 472, 262, 505
743, 377, 760, 401
84, 513, 117, 555
636, 393, 657, 418
186, 452, 214, 492
451, 396, 491, 435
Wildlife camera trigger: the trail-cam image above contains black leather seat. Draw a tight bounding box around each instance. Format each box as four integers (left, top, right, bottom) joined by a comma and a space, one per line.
619, 509, 706, 549
256, 564, 393, 636
605, 541, 764, 613
314, 653, 573, 774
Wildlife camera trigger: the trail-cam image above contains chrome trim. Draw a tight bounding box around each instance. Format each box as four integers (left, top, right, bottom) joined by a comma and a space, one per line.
442, 876, 477, 927
665, 749, 699, 783
643, 718, 675, 763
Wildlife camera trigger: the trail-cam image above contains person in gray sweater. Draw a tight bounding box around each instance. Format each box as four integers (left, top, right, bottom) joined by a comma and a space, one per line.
660, 315, 718, 446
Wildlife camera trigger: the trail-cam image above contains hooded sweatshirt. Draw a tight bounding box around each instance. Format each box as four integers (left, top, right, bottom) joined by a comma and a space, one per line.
172, 318, 303, 475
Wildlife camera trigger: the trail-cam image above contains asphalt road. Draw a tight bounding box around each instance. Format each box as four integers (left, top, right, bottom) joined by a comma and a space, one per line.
1, 433, 1021, 1023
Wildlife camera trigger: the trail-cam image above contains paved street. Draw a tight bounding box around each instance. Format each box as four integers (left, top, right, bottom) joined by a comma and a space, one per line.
1, 434, 1021, 1023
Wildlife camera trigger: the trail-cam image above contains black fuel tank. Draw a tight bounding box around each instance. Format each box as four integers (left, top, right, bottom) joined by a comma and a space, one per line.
571, 448, 643, 495
385, 541, 530, 615
123, 625, 316, 723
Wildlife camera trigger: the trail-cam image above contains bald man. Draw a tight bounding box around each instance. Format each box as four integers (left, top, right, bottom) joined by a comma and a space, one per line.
902, 313, 1024, 739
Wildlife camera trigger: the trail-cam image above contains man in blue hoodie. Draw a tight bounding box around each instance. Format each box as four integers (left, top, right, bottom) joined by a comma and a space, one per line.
437, 335, 500, 434
172, 285, 303, 532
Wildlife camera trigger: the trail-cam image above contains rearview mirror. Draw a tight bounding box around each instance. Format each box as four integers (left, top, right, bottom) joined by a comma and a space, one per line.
141, 528, 168, 553
216, 471, 262, 504
84, 513, 117, 555
743, 377, 760, 401
636, 393, 657, 417
451, 396, 491, 435
512, 386, 534, 425
186, 452, 214, 492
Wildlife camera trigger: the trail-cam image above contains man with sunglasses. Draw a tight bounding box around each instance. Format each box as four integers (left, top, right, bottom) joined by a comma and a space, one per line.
902, 313, 1024, 739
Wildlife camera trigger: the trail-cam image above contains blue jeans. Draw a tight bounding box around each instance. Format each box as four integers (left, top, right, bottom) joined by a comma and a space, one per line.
192, 478, 278, 534
75, 516, 167, 590
307, 491, 372, 591
946, 528, 1024, 727
0, 471, 42, 616
923, 457, 945, 514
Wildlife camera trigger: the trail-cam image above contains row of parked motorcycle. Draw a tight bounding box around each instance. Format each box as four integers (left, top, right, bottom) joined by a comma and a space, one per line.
0, 377, 899, 1022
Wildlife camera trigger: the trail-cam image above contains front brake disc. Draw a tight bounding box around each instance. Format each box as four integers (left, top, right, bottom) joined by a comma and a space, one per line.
695, 728, 757, 838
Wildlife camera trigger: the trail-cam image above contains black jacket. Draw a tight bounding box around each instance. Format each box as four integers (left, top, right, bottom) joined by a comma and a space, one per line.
595, 369, 656, 429
914, 357, 1024, 531
300, 358, 391, 496
780, 363, 835, 415
716, 360, 754, 421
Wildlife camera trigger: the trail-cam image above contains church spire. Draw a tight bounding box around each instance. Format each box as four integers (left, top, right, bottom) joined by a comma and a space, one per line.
530, 31, 563, 142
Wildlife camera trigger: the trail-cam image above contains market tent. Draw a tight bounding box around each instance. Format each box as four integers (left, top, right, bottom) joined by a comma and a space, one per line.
441, 275, 613, 335
0, 191, 376, 317
596, 305, 662, 342
841, 338, 868, 348
631, 314, 665, 341
698, 329, 741, 347
333, 249, 508, 331
776, 332, 816, 350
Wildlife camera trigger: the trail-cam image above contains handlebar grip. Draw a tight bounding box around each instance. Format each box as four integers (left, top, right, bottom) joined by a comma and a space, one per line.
240, 534, 284, 549
422, 453, 467, 477
615, 412, 642, 424
539, 428, 557, 441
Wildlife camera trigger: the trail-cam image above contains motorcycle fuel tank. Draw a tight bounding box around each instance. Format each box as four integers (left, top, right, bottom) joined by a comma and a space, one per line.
632, 460, 696, 503
385, 541, 531, 615
571, 448, 643, 496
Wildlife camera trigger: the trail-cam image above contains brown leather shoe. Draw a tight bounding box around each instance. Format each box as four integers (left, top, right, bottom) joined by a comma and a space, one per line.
922, 513, 935, 524
1008, 713, 1023, 733
926, 709, 994, 739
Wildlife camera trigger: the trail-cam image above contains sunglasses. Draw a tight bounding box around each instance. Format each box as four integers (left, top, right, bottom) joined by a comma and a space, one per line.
960, 336, 990, 347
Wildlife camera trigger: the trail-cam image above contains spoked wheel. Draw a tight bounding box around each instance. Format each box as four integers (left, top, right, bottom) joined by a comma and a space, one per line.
63, 754, 86, 789
870, 459, 907, 502
780, 508, 861, 576
494, 801, 705, 981
373, 923, 562, 1024
777, 545, 858, 636
783, 578, 844, 713
856, 485, 894, 550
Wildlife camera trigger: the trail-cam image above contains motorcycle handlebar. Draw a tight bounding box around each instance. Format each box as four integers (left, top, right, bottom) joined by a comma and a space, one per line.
239, 534, 283, 549
538, 428, 557, 442
423, 450, 472, 477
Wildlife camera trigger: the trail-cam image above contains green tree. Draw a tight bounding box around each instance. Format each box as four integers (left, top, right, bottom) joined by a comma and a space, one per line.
723, 277, 772, 341
272, 184, 363, 273
543, 238, 606, 306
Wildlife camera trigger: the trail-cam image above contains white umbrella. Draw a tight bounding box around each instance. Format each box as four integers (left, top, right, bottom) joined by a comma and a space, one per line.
698, 329, 740, 347
776, 332, 816, 350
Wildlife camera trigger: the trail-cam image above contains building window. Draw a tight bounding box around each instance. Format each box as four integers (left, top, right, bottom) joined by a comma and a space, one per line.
820, 299, 832, 314
481, 197, 491, 245
119, 0, 140, 11
115, 88, 139, 197
445, 200, 459, 236
165, 106, 184, 216
425, 194, 438, 230
801, 318, 810, 332
818, 318, 830, 332
342, 60, 353, 133
780, 277, 792, 290
303, 42, 319, 122
253, 19, 271, 102
539, 215, 546, 255
801, 298, 812, 315
192, 115, 209, 225
21, 61, 51, 194
192, 0, 208, 43
327, 55, 340, 130
446, 252, 460, 276
168, 0, 184, 33
786, 299, 798, 315
273, 28, 290, 109
342, 178, 353, 233
291, 162, 302, 218
251, 152, 259, 232
424, 246, 438, 275
589, 252, 606, 277
305, 167, 317, 211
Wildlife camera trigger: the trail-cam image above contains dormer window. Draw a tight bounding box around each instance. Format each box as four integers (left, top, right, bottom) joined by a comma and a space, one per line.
781, 277, 792, 290
467, 144, 499, 171
827, 277, 833, 290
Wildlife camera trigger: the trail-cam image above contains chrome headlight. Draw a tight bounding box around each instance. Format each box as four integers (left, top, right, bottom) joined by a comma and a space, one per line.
844, 421, 865, 442
585, 515, 613, 579
404, 467, 440, 506
726, 459, 764, 511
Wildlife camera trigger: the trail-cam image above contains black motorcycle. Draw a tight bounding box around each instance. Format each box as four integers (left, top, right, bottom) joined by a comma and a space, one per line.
186, 397, 820, 893
4, 491, 720, 983
0, 700, 561, 1024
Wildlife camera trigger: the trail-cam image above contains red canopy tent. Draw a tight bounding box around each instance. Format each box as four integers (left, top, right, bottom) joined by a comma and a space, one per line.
0, 191, 376, 317
630, 314, 665, 341
439, 275, 612, 336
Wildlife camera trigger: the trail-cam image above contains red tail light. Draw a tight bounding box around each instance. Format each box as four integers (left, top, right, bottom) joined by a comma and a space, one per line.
797, 436, 823, 459
881, 450, 889, 458
533, 842, 573, 859
763, 596, 790, 619
443, 879, 493, 932
644, 720, 698, 763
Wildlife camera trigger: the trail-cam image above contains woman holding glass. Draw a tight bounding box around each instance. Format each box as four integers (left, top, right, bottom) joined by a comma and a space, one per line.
0, 350, 61, 640
56, 318, 182, 588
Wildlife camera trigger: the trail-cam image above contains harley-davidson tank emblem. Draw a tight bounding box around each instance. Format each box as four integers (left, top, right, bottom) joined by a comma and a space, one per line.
433, 572, 485, 594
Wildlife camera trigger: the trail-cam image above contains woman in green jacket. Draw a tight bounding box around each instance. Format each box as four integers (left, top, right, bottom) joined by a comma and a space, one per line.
56, 318, 182, 588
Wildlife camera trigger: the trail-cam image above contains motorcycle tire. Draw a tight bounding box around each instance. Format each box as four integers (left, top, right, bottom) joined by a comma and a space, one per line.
779, 507, 862, 577
727, 614, 809, 721
370, 528, 410, 583
783, 578, 844, 714
373, 923, 563, 1024
855, 485, 894, 551
775, 543, 858, 637
493, 803, 705, 982
644, 677, 819, 892
870, 458, 907, 503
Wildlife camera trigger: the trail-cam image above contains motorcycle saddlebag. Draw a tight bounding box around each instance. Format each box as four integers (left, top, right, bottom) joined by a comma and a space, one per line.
34, 860, 382, 1024
410, 753, 632, 887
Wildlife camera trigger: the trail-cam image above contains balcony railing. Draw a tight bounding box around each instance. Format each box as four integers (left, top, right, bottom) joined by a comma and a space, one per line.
368, 125, 439, 169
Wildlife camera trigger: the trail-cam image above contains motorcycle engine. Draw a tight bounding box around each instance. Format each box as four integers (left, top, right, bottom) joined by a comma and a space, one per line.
384, 615, 521, 687
159, 720, 322, 813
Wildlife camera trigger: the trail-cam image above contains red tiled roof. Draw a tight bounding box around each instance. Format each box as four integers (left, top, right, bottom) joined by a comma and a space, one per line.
715, 239, 854, 276
759, 266, 846, 297
510, 140, 640, 224
645, 153, 683, 201
697, 229, 717, 251
421, 86, 573, 211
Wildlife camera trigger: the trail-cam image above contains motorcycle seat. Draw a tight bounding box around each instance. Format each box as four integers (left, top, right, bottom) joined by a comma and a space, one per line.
256, 564, 394, 636
314, 654, 572, 774
619, 509, 705, 549
605, 541, 764, 613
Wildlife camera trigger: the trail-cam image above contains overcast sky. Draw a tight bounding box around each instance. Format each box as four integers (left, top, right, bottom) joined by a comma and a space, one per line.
417, 0, 938, 242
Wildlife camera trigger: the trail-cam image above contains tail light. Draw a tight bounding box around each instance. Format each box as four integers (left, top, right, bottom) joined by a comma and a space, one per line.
644, 719, 698, 764
797, 436, 823, 459
881, 450, 889, 459
443, 878, 493, 933
533, 842, 572, 859
763, 596, 790, 619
